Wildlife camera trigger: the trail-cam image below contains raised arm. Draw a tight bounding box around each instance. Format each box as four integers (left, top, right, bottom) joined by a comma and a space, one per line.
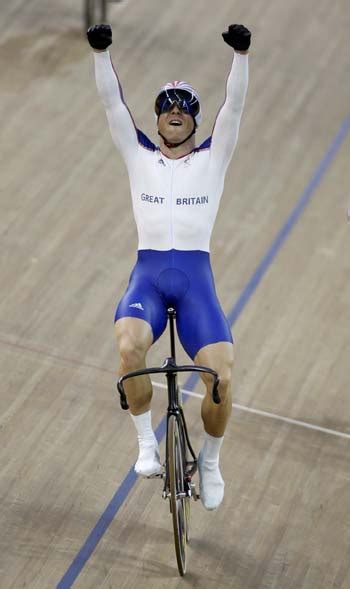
87, 25, 138, 164
210, 25, 250, 173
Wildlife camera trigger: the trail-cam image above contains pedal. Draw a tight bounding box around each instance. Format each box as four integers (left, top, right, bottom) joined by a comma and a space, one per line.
190, 482, 200, 501
145, 462, 165, 479
146, 472, 164, 479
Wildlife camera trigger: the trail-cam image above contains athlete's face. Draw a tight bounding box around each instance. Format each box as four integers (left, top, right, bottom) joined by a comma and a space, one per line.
157, 103, 195, 143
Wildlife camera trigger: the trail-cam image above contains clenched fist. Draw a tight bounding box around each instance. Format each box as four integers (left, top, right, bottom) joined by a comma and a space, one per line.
222, 24, 251, 51
87, 24, 112, 50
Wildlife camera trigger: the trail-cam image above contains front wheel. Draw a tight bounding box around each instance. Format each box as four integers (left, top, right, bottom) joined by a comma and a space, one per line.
167, 414, 187, 576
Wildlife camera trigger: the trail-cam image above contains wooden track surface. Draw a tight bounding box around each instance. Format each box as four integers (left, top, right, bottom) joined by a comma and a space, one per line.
1, 1, 350, 587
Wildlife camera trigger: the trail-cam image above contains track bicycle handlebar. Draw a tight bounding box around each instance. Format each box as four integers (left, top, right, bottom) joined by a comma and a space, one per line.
117, 359, 221, 411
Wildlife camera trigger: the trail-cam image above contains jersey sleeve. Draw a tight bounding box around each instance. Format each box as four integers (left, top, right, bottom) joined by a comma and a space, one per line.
93, 50, 138, 164
210, 52, 249, 173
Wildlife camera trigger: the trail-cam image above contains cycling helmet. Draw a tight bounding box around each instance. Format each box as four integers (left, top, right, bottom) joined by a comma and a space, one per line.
155, 81, 202, 126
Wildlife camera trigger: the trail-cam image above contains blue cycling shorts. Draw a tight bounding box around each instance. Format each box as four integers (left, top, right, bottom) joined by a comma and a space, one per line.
115, 249, 233, 359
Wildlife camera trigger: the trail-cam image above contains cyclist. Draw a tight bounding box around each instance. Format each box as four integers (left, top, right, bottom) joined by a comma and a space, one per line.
87, 23, 250, 510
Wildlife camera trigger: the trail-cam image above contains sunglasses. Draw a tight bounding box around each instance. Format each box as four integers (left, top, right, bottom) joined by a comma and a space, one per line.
155, 89, 200, 118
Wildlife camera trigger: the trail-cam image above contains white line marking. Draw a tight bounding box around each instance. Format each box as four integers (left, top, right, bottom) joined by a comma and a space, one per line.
4, 336, 348, 440
151, 380, 350, 440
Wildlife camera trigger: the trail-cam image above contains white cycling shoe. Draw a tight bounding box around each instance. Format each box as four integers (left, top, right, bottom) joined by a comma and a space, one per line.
134, 438, 162, 477
198, 451, 225, 510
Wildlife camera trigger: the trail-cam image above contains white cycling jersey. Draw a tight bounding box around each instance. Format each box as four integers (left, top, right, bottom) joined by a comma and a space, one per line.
93, 50, 249, 252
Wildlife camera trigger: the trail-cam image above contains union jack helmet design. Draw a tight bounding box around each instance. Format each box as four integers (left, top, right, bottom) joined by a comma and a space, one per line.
155, 80, 202, 126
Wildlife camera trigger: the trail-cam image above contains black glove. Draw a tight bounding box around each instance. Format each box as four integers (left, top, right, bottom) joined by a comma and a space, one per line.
87, 24, 112, 50
222, 24, 251, 51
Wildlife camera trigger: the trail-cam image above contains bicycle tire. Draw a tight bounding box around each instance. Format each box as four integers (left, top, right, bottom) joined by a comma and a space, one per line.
168, 414, 187, 575
84, 0, 107, 30
181, 414, 191, 544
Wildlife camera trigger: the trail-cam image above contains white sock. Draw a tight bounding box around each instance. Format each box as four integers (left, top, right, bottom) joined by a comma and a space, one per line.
200, 432, 224, 464
129, 411, 161, 476
199, 432, 225, 510
129, 410, 157, 446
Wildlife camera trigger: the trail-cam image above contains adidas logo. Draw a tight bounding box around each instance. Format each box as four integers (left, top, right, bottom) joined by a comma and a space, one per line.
129, 302, 144, 311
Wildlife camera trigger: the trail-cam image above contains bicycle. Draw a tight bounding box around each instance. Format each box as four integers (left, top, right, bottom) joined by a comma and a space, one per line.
117, 307, 220, 576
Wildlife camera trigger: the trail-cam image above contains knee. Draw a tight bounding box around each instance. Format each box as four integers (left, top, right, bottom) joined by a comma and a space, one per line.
217, 365, 233, 400
118, 331, 149, 371
219, 348, 234, 388
201, 363, 233, 402
211, 355, 234, 403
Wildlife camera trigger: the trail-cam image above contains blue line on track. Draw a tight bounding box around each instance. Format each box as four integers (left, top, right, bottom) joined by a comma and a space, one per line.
227, 114, 350, 326
57, 114, 350, 588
